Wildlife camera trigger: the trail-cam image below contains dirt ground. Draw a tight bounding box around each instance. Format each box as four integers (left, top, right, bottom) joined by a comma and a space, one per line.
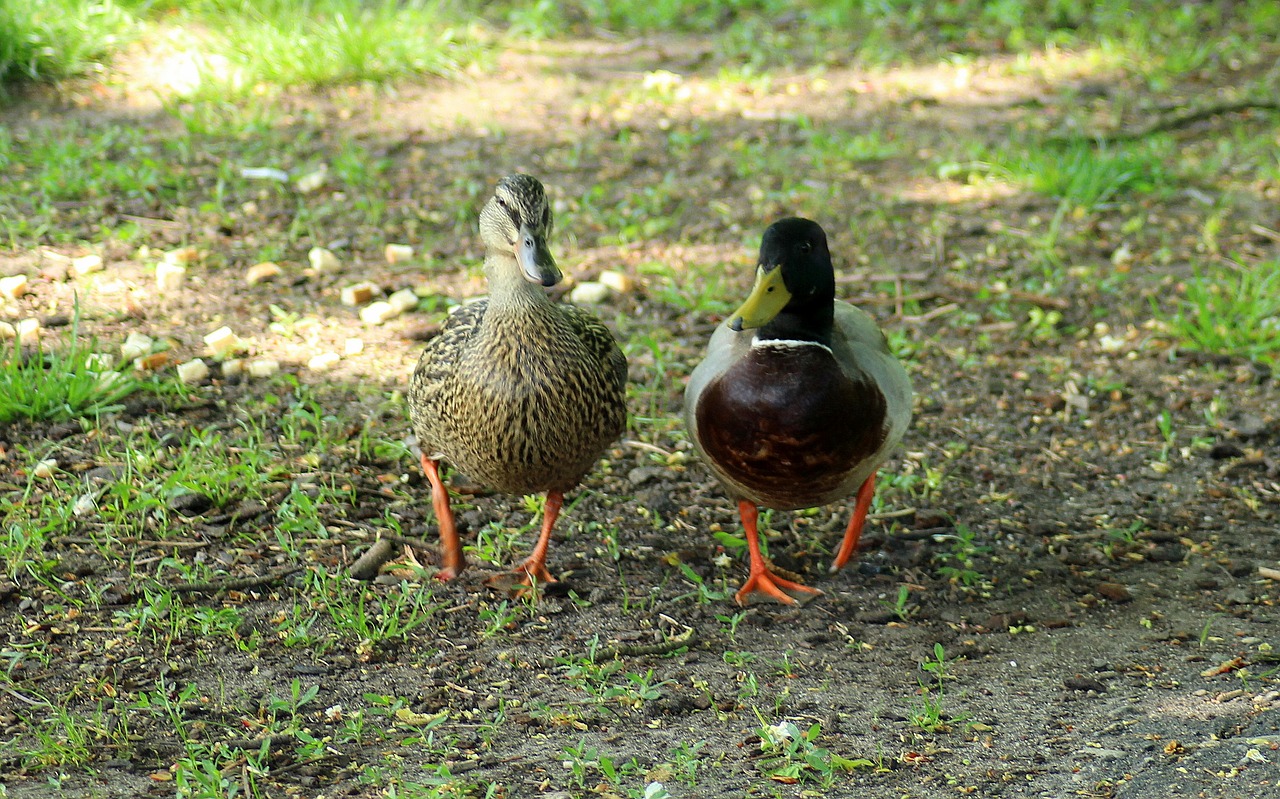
2, 31, 1279, 799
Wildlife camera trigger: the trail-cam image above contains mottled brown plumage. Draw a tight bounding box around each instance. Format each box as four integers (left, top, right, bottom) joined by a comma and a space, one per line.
684, 218, 912, 605
408, 174, 627, 588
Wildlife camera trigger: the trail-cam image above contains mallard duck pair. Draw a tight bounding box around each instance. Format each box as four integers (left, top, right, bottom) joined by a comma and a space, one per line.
408, 176, 911, 605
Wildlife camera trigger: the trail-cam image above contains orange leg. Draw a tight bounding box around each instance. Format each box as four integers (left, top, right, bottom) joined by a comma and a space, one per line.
421, 454, 465, 580
829, 474, 875, 574
486, 490, 562, 595
734, 500, 823, 606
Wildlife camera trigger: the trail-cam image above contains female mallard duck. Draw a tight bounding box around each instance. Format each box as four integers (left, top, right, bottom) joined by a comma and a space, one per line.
408, 174, 627, 590
684, 217, 912, 605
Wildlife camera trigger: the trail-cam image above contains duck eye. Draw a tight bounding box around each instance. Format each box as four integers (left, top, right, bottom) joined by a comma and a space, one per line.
496, 196, 508, 209
798, 241, 812, 253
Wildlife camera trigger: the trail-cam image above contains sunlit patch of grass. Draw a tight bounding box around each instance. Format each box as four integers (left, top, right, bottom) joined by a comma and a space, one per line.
1157, 260, 1280, 365
0, 0, 140, 89
940, 138, 1173, 210
158, 0, 491, 91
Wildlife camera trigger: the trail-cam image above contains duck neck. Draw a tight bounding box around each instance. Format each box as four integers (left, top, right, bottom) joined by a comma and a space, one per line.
483, 252, 550, 313
756, 304, 834, 348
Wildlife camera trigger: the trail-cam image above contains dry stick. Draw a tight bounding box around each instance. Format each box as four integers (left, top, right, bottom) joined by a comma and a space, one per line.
329, 518, 439, 555
1057, 98, 1280, 142
944, 275, 1070, 310
170, 566, 303, 595
1111, 99, 1280, 140
588, 627, 699, 663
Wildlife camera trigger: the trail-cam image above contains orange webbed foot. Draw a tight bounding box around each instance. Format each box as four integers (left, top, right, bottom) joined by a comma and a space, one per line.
735, 499, 823, 607
484, 490, 565, 600
734, 566, 823, 606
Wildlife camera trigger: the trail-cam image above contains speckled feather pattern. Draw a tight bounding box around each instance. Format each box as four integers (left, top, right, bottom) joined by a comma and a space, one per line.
408, 298, 627, 495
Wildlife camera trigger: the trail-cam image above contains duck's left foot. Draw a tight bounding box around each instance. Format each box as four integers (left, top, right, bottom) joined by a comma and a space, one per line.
484, 558, 558, 597
735, 567, 823, 606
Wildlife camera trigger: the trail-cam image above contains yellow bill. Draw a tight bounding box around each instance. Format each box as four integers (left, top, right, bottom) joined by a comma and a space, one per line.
728, 265, 791, 331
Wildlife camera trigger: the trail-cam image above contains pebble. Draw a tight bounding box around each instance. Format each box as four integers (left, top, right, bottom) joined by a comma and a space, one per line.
308, 247, 341, 273
361, 301, 399, 325
388, 288, 420, 314
0, 321, 14, 339
384, 244, 414, 263
598, 270, 634, 294
33, 459, 58, 479
1064, 676, 1106, 692
343, 338, 364, 355
176, 359, 210, 384
17, 318, 40, 344
72, 254, 104, 275
203, 326, 245, 359
248, 359, 280, 378
341, 281, 380, 306
1148, 543, 1187, 563
1229, 413, 1267, 438
120, 332, 154, 362
627, 466, 666, 486
569, 281, 612, 304
294, 166, 328, 194
155, 261, 186, 292
0, 274, 28, 300
307, 352, 341, 371
1096, 582, 1133, 602
245, 262, 282, 286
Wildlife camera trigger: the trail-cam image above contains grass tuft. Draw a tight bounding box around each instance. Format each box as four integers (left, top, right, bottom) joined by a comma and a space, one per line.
0, 323, 153, 424
1158, 260, 1280, 365
0, 0, 140, 90
159, 0, 491, 91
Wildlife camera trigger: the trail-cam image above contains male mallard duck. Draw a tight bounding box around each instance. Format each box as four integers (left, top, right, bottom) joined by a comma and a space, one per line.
684, 217, 912, 605
408, 174, 627, 590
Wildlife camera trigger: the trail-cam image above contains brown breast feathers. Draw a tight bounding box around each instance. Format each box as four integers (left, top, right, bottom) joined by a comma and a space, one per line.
695, 342, 887, 509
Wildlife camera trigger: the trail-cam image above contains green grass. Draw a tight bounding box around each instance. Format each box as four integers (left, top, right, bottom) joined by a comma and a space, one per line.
164, 0, 491, 92
9, 0, 1274, 97
0, 323, 162, 425
0, 1, 491, 96
940, 138, 1173, 210
1158, 260, 1280, 365
0, 0, 140, 89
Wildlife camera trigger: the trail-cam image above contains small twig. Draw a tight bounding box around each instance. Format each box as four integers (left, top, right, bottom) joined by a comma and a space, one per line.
836, 270, 931, 285
349, 538, 397, 581
589, 626, 699, 663
1103, 99, 1280, 141
1251, 224, 1280, 244
1, 685, 51, 707
222, 734, 296, 752
944, 275, 1070, 310
119, 214, 184, 229
122, 538, 211, 549
623, 439, 675, 458
332, 520, 439, 556
900, 302, 959, 324
170, 566, 303, 595
867, 507, 918, 521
